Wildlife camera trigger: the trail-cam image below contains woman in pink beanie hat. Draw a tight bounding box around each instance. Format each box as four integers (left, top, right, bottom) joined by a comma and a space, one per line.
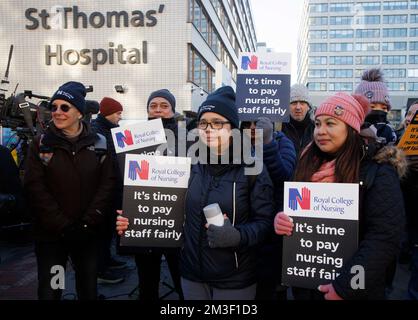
274, 92, 407, 300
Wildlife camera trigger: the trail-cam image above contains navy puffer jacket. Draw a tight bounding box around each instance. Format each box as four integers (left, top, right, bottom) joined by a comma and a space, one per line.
263, 131, 296, 211
180, 162, 274, 289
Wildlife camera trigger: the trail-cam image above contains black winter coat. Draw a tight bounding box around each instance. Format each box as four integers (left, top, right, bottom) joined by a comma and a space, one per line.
0, 145, 25, 225
24, 122, 116, 241
282, 113, 314, 157
400, 155, 418, 244
332, 153, 405, 300
91, 114, 123, 208
180, 162, 275, 289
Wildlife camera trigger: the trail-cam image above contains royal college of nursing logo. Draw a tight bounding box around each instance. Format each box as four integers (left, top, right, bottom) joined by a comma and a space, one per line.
288, 187, 311, 211
241, 55, 258, 71
128, 160, 150, 181
116, 130, 134, 148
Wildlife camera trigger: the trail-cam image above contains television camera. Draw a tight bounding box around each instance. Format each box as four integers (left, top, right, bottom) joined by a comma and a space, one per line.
0, 45, 99, 152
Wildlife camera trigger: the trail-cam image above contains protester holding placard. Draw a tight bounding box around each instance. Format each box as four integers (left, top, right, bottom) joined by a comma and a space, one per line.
274, 92, 407, 300
241, 118, 296, 299
116, 86, 275, 299
282, 84, 314, 158
133, 89, 184, 301
177, 86, 274, 300
24, 81, 117, 300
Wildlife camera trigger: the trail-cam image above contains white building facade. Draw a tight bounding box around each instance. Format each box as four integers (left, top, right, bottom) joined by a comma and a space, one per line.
0, 0, 257, 120
298, 0, 418, 125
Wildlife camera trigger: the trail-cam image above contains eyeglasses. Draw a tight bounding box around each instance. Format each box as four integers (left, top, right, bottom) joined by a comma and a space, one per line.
197, 120, 230, 130
50, 103, 72, 113
149, 104, 170, 111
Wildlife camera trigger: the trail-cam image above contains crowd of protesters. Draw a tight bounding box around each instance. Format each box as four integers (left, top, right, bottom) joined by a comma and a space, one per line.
1, 67, 417, 300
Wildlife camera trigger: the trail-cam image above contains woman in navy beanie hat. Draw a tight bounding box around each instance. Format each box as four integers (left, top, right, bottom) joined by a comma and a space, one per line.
197, 86, 240, 128
25, 81, 116, 300
175, 86, 273, 299
49, 81, 87, 115
117, 85, 275, 300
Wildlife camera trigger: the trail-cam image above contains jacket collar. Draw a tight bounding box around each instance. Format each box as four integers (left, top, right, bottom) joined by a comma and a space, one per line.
96, 114, 119, 129
43, 121, 97, 152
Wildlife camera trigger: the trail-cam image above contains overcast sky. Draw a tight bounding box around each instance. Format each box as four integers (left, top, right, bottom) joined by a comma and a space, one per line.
251, 0, 305, 83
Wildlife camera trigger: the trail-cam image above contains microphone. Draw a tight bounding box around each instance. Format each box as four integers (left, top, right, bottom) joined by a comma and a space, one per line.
203, 203, 224, 227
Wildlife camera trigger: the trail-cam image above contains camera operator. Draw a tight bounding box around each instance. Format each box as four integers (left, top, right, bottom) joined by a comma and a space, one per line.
24, 81, 116, 300
0, 144, 25, 232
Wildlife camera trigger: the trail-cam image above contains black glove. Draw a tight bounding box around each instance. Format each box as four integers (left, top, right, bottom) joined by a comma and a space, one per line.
207, 218, 241, 248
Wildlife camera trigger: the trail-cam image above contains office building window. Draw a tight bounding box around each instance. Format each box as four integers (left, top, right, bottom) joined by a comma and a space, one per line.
309, 3, 328, 13
329, 29, 354, 38
329, 82, 353, 91
330, 56, 354, 65
382, 42, 407, 51
358, 2, 381, 11
412, 1, 418, 9
383, 69, 406, 78
387, 82, 406, 91
356, 42, 380, 51
355, 69, 366, 77
309, 56, 327, 65
329, 69, 353, 78
308, 69, 327, 78
329, 3, 353, 12
330, 43, 354, 52
382, 15, 408, 24
410, 55, 418, 64
309, 17, 328, 26
356, 15, 381, 25
308, 82, 327, 91
408, 69, 418, 77
409, 83, 418, 91
356, 56, 380, 64
188, 46, 215, 93
356, 29, 380, 38
309, 43, 328, 52
410, 42, 418, 50
330, 16, 353, 25
382, 55, 406, 64
383, 1, 408, 10
383, 28, 407, 37
191, 0, 220, 57
411, 28, 418, 37
309, 30, 328, 39
411, 15, 418, 23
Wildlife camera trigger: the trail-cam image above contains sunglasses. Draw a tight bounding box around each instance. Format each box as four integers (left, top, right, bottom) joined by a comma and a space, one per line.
50, 103, 72, 113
